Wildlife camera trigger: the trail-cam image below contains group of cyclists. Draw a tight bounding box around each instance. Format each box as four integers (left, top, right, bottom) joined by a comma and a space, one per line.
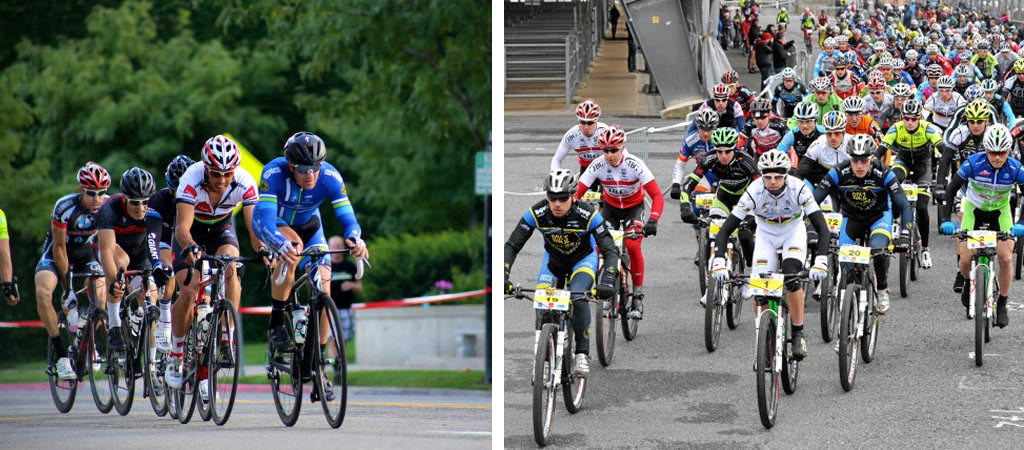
25, 131, 367, 409
506, 0, 1024, 382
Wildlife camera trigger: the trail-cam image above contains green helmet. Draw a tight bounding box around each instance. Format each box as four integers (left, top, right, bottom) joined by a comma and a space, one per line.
964, 98, 992, 122
711, 127, 740, 147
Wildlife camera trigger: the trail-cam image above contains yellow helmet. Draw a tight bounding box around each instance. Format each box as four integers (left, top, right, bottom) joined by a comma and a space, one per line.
1014, 58, 1024, 74
964, 98, 991, 122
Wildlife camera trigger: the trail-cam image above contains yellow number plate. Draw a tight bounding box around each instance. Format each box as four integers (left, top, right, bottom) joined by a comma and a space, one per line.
820, 197, 834, 212
582, 191, 602, 202
824, 212, 843, 234
839, 245, 871, 264
749, 273, 785, 297
534, 288, 571, 311
609, 229, 625, 250
967, 230, 997, 249
901, 183, 918, 202
695, 193, 715, 209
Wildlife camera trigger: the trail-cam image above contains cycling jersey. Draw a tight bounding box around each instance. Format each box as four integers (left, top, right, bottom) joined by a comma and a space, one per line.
772, 82, 808, 117
550, 122, 609, 171
97, 194, 161, 270
147, 187, 177, 247
814, 160, 913, 223
796, 134, 850, 186
49, 193, 103, 263
742, 117, 790, 158
831, 70, 863, 99
971, 53, 999, 79
777, 125, 825, 160
950, 153, 1024, 212
698, 99, 746, 132
176, 163, 258, 225
578, 151, 664, 219
1001, 76, 1024, 116
878, 120, 943, 160
802, 93, 844, 121
922, 91, 966, 129
678, 129, 715, 164
846, 115, 881, 139
253, 157, 362, 253
936, 124, 985, 188
952, 79, 972, 97
729, 86, 757, 117
681, 151, 758, 210
505, 200, 617, 271
815, 50, 842, 77
0, 209, 6, 240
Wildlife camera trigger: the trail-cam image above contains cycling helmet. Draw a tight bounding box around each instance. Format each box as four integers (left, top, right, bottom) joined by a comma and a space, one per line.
793, 101, 819, 120
981, 79, 1000, 94
926, 44, 939, 54
847, 134, 876, 158
824, 37, 838, 48
901, 99, 923, 117
976, 39, 991, 50
78, 162, 111, 190
120, 167, 157, 199
750, 99, 772, 115
844, 95, 866, 113
867, 72, 886, 89
544, 169, 577, 195
833, 57, 849, 68
711, 127, 740, 147
283, 131, 327, 166
874, 41, 887, 51
936, 75, 956, 89
694, 109, 720, 130
956, 39, 968, 49
878, 56, 894, 68
812, 76, 831, 92
821, 111, 847, 131
1000, 43, 1012, 53
905, 49, 919, 60
575, 99, 601, 121
712, 83, 729, 99
912, 36, 925, 46
837, 35, 849, 44
926, 64, 944, 78
722, 70, 741, 84
983, 123, 1013, 153
165, 155, 195, 190
964, 84, 985, 101
1014, 58, 1024, 74
959, 50, 973, 61
757, 150, 791, 174
893, 58, 906, 69
964, 98, 993, 121
598, 125, 626, 149
201, 135, 241, 172
781, 67, 796, 79
891, 83, 913, 98
952, 65, 971, 79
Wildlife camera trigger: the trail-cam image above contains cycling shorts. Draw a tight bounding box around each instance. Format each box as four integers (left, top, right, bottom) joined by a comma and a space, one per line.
536, 250, 598, 288
960, 200, 1012, 232
278, 214, 330, 271
838, 211, 892, 247
892, 157, 932, 186
751, 224, 807, 275
601, 202, 644, 230
172, 219, 239, 272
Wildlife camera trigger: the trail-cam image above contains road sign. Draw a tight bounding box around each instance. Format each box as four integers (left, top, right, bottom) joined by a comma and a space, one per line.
475, 152, 491, 195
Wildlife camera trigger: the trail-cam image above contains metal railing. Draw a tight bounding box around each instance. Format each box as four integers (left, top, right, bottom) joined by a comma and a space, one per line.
625, 126, 649, 162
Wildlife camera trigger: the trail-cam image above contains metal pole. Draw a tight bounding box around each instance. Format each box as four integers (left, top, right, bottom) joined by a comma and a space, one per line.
484, 193, 491, 384
566, 35, 572, 108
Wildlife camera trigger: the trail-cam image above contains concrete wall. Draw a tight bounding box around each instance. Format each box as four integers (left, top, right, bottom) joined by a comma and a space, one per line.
355, 305, 486, 370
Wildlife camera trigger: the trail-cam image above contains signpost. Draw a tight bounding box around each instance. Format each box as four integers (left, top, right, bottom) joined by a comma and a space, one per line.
476, 142, 492, 384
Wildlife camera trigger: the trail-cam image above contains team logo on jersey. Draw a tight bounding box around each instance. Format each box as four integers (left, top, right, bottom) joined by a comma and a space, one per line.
195, 202, 213, 214
259, 179, 269, 192
979, 170, 991, 176
75, 214, 94, 230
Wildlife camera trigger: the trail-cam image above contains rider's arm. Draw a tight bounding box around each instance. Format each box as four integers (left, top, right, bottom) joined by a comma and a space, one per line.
643, 179, 664, 222
776, 129, 796, 154
503, 211, 537, 276
241, 204, 266, 252
51, 221, 69, 290
935, 142, 958, 189
1003, 100, 1016, 124
589, 211, 619, 268
144, 214, 162, 268
732, 102, 746, 132
812, 168, 839, 205
252, 168, 288, 252
795, 180, 830, 255
0, 210, 10, 284
875, 127, 897, 160
574, 164, 598, 200
939, 171, 968, 223
323, 167, 362, 242
550, 129, 574, 171
174, 202, 197, 251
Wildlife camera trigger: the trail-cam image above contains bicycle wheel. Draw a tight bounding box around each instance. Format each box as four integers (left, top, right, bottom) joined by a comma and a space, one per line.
619, 252, 639, 340
697, 227, 709, 296
838, 283, 859, 392
726, 250, 744, 330
595, 291, 616, 367
532, 324, 557, 447
820, 256, 838, 343
112, 320, 136, 416
209, 300, 240, 426
781, 313, 798, 395
899, 249, 910, 298
313, 294, 348, 428
1015, 238, 1023, 280
861, 285, 880, 363
974, 264, 987, 367
144, 313, 168, 417
704, 276, 725, 352
88, 311, 114, 414
755, 310, 778, 429
175, 327, 199, 424
909, 227, 920, 282
269, 314, 302, 426
561, 325, 586, 414
48, 312, 77, 413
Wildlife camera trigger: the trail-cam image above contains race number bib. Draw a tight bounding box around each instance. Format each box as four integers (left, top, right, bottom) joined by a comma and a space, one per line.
582, 191, 602, 202
901, 183, 918, 202
695, 193, 715, 209
824, 212, 843, 234
967, 230, 997, 249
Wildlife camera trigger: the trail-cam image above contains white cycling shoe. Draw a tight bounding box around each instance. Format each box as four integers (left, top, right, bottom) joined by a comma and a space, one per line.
574, 353, 590, 377
877, 290, 890, 314
920, 249, 932, 269
56, 357, 76, 380
199, 378, 210, 403
164, 355, 183, 390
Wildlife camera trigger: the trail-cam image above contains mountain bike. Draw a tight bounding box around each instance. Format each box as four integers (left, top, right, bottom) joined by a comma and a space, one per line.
957, 229, 1013, 367
267, 247, 362, 428
818, 212, 842, 343
47, 266, 112, 414
509, 284, 597, 447
701, 215, 747, 352
693, 193, 715, 296
897, 183, 927, 297
594, 225, 638, 367
107, 268, 162, 416
837, 243, 890, 392
735, 269, 807, 429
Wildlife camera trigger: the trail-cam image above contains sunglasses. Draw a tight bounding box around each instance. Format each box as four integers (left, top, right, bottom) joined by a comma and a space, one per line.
547, 193, 571, 202
602, 147, 621, 154
127, 198, 149, 206
714, 98, 728, 102
903, 116, 920, 121
209, 169, 234, 178
869, 90, 884, 95
987, 151, 1009, 156
579, 120, 596, 126
968, 120, 988, 125
293, 163, 321, 174
84, 189, 107, 197
715, 148, 735, 154
850, 157, 872, 163
761, 174, 786, 181
825, 131, 844, 136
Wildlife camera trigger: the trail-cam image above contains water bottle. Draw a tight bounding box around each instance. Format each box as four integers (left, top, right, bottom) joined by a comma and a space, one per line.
292, 306, 308, 344
66, 296, 79, 333
197, 303, 212, 344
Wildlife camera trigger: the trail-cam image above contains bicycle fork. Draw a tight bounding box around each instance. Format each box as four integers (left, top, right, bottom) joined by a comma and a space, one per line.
553, 330, 566, 387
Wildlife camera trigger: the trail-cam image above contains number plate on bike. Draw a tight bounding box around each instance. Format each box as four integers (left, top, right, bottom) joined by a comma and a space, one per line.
839, 245, 871, 264
901, 183, 918, 202
695, 193, 714, 209
534, 288, 571, 311
581, 191, 602, 202
749, 273, 785, 297
609, 229, 625, 249
824, 212, 843, 233
967, 230, 997, 249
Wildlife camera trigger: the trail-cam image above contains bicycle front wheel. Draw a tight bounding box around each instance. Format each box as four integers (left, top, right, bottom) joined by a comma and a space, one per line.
144, 313, 168, 417
619, 253, 639, 340
704, 277, 725, 352
313, 295, 348, 428
88, 311, 114, 414
838, 283, 859, 392
820, 256, 838, 343
974, 264, 987, 367
726, 249, 744, 330
174, 326, 199, 424
899, 249, 911, 298
48, 312, 77, 413
209, 300, 241, 426
561, 327, 586, 414
595, 292, 616, 367
697, 228, 709, 296
781, 313, 798, 395
1015, 238, 1023, 280
111, 322, 136, 416
533, 324, 557, 447
755, 310, 778, 429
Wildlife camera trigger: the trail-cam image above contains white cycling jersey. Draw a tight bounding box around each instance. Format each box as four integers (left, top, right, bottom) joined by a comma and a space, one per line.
923, 92, 966, 129
864, 93, 893, 124
550, 122, 609, 171
176, 162, 258, 225
579, 150, 655, 209
804, 134, 851, 170
731, 176, 820, 272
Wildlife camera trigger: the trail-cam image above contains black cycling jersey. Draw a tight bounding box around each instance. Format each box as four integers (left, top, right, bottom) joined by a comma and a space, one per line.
98, 194, 161, 269
147, 187, 176, 246
504, 200, 618, 271
681, 151, 758, 210
48, 193, 102, 264
773, 83, 808, 117
698, 98, 743, 131
1003, 77, 1024, 116
937, 124, 986, 188
813, 159, 913, 222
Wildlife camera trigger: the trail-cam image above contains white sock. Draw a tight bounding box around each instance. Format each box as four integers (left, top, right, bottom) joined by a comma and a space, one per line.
107, 301, 121, 328
172, 335, 185, 353
158, 300, 171, 322
149, 347, 157, 362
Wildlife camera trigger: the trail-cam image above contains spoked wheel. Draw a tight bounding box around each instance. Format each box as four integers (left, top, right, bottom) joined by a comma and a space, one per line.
697, 228, 709, 296
909, 227, 920, 282
755, 310, 779, 429
619, 253, 639, 340
174, 327, 199, 424
781, 313, 799, 395
838, 283, 860, 392
111, 323, 136, 416
726, 251, 744, 330
48, 312, 78, 413
704, 276, 726, 352
209, 301, 241, 426
861, 287, 880, 363
269, 311, 302, 427
561, 328, 586, 414
974, 265, 988, 367
899, 250, 911, 298
144, 317, 168, 417
88, 311, 114, 414
532, 324, 557, 447
820, 257, 838, 343
313, 295, 349, 428
595, 291, 616, 367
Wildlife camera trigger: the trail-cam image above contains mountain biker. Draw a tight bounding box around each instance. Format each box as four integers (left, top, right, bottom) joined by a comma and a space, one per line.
551, 100, 608, 190
772, 68, 808, 118
778, 102, 825, 161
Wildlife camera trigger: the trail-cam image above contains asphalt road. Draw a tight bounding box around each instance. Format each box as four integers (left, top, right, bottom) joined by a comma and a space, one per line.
502, 114, 1024, 448
0, 384, 490, 449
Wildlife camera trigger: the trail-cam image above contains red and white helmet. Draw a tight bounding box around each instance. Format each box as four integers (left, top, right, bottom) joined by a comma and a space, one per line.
201, 135, 241, 172
712, 83, 729, 99
575, 100, 601, 121
598, 124, 626, 149
78, 161, 111, 190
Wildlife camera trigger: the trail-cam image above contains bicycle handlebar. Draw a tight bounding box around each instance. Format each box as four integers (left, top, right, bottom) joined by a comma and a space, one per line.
184, 253, 270, 286
273, 245, 367, 286
504, 284, 599, 303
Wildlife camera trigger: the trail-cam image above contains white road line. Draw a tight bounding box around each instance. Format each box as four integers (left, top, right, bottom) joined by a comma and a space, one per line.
431, 431, 492, 436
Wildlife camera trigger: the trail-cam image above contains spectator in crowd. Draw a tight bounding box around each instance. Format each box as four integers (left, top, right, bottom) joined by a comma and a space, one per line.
609, 5, 621, 39
627, 32, 637, 72
755, 32, 775, 88
329, 235, 362, 343
1, 210, 17, 306
773, 31, 795, 75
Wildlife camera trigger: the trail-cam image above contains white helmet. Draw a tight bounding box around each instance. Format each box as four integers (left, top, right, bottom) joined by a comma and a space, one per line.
983, 124, 1013, 153
842, 95, 865, 113
757, 150, 791, 174
824, 37, 838, 48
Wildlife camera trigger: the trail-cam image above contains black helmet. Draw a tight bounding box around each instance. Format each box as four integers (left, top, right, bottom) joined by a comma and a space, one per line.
121, 167, 157, 198
165, 155, 195, 190
283, 131, 327, 166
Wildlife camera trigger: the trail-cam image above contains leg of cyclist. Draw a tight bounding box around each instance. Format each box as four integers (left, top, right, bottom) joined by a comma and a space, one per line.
166, 234, 202, 388
958, 202, 980, 307
34, 260, 74, 378
104, 245, 131, 352
155, 244, 175, 352
914, 164, 934, 268
568, 255, 597, 376
996, 204, 1015, 327
780, 224, 808, 360
269, 226, 303, 350
868, 213, 893, 313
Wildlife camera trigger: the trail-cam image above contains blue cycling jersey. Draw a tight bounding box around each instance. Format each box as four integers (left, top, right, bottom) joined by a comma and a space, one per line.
680, 130, 715, 162
253, 157, 362, 251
